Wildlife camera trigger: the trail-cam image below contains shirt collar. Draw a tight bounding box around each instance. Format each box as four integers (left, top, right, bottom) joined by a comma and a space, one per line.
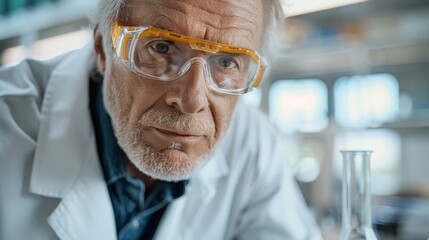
89, 70, 126, 184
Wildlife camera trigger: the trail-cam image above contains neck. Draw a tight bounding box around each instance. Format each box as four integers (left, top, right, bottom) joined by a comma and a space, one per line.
123, 155, 157, 191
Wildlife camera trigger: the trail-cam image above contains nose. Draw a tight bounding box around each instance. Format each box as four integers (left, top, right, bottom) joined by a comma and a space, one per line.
165, 60, 209, 114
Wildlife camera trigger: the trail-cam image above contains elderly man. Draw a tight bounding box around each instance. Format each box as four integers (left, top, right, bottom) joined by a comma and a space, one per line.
0, 0, 322, 239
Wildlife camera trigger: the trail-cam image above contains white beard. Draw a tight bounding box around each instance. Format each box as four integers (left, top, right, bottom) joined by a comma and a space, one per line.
102, 71, 218, 181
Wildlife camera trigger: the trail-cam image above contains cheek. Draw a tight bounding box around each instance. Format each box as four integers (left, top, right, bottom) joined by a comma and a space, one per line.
108, 66, 163, 124
107, 67, 134, 115
211, 95, 239, 139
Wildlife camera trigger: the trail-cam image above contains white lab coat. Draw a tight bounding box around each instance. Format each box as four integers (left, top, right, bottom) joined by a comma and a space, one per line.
0, 42, 322, 240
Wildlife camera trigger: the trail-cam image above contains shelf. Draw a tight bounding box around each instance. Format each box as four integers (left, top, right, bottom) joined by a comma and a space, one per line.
380, 119, 429, 129
0, 0, 97, 41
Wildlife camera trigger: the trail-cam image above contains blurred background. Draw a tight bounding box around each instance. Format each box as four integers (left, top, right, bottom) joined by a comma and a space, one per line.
1, 0, 429, 239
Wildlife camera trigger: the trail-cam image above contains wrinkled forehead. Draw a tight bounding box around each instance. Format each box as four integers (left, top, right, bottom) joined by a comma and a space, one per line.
119, 0, 264, 49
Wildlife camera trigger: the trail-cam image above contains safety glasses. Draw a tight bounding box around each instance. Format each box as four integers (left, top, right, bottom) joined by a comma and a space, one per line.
111, 21, 268, 95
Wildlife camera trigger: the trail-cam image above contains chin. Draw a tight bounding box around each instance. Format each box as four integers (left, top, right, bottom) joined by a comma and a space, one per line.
125, 143, 213, 182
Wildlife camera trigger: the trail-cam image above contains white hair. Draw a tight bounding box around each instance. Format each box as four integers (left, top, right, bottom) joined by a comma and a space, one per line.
89, 0, 288, 68
89, 0, 126, 52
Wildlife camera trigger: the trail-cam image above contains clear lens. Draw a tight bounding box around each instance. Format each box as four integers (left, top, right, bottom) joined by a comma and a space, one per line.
132, 37, 187, 79
208, 52, 258, 91
131, 35, 259, 92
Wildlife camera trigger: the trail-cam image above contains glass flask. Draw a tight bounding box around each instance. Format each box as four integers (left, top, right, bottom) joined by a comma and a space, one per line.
339, 150, 378, 240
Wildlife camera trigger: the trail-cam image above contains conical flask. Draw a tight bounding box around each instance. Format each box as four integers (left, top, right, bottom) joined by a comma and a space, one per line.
339, 151, 378, 240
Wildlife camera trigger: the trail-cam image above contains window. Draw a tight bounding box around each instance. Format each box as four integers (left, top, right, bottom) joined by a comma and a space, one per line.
269, 79, 328, 133
1, 30, 91, 66
334, 73, 399, 128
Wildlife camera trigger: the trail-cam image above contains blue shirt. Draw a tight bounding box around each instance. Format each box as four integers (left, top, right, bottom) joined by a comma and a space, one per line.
89, 71, 188, 240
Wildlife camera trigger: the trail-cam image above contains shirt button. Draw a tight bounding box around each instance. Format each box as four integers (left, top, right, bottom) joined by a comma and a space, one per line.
131, 219, 140, 229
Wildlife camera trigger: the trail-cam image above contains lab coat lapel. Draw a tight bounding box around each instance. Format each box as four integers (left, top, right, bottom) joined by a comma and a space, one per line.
28, 42, 117, 239
47, 134, 117, 240
154, 147, 229, 240
30, 42, 96, 198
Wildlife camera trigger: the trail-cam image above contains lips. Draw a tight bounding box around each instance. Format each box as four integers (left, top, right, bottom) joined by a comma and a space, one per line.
152, 127, 204, 143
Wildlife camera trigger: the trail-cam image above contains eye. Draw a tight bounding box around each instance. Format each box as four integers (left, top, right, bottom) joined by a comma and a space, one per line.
217, 57, 238, 68
154, 42, 170, 54
210, 54, 242, 69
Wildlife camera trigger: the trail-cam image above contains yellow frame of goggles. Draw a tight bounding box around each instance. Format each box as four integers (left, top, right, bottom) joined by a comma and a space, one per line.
111, 21, 267, 89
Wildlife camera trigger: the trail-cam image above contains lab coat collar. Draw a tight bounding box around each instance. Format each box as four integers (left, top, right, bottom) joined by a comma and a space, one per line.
46, 133, 117, 240
198, 147, 229, 180
152, 149, 229, 240
192, 145, 229, 201
30, 42, 96, 198
29, 41, 117, 238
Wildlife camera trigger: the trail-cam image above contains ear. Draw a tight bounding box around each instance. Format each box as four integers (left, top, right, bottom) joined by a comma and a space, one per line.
93, 26, 106, 76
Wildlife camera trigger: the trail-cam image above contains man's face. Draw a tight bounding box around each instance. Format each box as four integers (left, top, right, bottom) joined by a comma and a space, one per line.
95, 0, 263, 181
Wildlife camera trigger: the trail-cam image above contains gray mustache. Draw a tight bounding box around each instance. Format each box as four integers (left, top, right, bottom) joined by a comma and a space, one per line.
139, 110, 216, 135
